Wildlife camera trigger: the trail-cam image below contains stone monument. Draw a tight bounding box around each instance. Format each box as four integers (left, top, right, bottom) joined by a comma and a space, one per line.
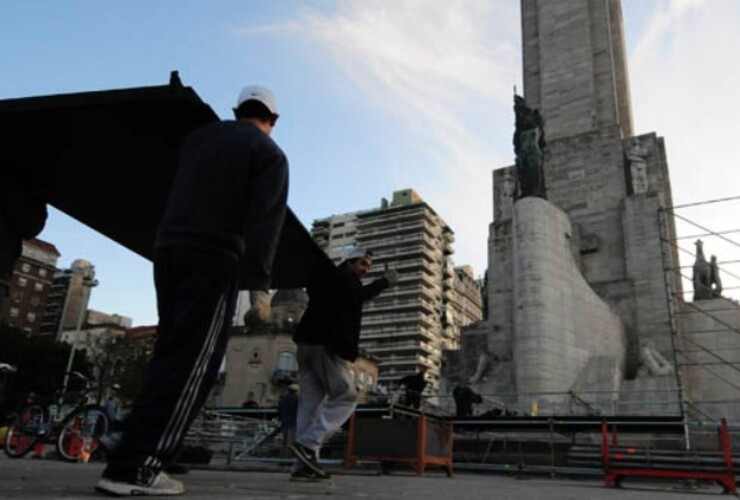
443, 0, 687, 416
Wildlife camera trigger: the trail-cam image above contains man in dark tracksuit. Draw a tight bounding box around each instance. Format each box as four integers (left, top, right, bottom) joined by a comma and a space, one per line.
97, 85, 288, 496
452, 384, 483, 418
289, 248, 398, 480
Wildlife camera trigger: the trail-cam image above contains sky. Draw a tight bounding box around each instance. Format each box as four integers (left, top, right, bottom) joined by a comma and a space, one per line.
2, 0, 740, 326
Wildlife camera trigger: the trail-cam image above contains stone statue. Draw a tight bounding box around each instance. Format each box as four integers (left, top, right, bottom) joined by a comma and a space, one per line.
692, 240, 713, 300
626, 139, 649, 194
636, 339, 673, 377
513, 94, 546, 199
468, 352, 490, 384
710, 255, 723, 297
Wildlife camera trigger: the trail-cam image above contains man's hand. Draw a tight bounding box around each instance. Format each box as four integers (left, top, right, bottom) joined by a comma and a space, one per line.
383, 269, 399, 287
244, 290, 271, 327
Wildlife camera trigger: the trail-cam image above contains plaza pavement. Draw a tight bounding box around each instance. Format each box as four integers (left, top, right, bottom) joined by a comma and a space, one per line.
0, 454, 730, 499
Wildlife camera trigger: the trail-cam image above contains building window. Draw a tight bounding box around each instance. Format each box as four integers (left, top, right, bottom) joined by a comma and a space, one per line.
276, 351, 297, 372
17, 277, 27, 287
26, 312, 36, 323
30, 296, 41, 306
9, 307, 19, 318
34, 282, 43, 292
39, 268, 47, 277
21, 263, 31, 273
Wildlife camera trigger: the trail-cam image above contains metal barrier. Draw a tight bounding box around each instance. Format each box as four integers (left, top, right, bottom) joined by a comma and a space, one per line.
184, 392, 740, 476
183, 409, 279, 464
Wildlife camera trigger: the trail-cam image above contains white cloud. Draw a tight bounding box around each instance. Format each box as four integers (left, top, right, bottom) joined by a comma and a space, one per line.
234, 0, 521, 274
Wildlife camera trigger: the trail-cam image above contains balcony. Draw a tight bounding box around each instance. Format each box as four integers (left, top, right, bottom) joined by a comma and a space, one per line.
378, 368, 420, 381
357, 207, 426, 226
361, 311, 421, 328
363, 298, 430, 314
372, 244, 439, 263
357, 233, 425, 249
272, 368, 298, 384
378, 355, 423, 366
363, 342, 421, 354
363, 340, 434, 354
355, 220, 426, 239
360, 328, 422, 340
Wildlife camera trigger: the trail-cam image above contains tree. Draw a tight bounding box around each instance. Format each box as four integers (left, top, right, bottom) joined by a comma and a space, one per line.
0, 324, 91, 418
109, 336, 154, 406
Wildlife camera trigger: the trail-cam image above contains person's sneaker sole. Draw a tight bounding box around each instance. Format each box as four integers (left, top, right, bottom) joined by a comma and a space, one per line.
95, 474, 185, 496
289, 443, 331, 479
289, 444, 317, 470
289, 473, 321, 482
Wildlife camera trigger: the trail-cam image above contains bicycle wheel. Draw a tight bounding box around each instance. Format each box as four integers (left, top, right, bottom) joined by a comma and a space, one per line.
56, 405, 110, 462
4, 404, 46, 458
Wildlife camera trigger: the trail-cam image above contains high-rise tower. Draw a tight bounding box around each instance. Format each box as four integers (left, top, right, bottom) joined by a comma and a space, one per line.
311, 189, 483, 394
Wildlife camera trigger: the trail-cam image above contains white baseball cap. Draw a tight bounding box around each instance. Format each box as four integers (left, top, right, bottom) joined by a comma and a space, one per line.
236, 85, 278, 116
346, 246, 372, 261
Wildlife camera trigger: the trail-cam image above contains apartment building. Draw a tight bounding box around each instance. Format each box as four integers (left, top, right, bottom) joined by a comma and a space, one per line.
39, 259, 97, 340
1, 238, 59, 335
310, 189, 483, 393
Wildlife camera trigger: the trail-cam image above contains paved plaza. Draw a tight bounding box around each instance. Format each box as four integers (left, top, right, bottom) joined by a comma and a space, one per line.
0, 455, 730, 499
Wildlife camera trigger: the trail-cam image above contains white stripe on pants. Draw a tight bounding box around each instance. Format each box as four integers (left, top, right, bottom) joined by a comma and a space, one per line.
295, 344, 357, 454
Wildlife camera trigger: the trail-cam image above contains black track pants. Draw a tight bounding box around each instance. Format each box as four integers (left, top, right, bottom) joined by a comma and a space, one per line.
105, 247, 238, 480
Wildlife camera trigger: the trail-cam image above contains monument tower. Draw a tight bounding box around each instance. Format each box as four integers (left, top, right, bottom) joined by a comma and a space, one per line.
444, 0, 684, 415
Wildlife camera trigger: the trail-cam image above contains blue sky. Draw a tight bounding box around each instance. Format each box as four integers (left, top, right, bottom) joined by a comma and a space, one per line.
2, 0, 740, 326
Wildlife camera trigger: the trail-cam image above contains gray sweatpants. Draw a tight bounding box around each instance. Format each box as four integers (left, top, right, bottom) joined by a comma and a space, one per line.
294, 344, 357, 455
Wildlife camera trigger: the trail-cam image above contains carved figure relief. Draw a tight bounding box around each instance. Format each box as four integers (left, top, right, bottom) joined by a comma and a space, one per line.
626, 139, 649, 194
468, 352, 490, 384
636, 339, 673, 377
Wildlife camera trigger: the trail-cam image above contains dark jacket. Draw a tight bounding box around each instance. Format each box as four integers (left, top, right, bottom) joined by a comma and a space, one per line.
399, 372, 427, 394
294, 262, 388, 361
0, 185, 48, 283
155, 120, 288, 290
453, 385, 482, 417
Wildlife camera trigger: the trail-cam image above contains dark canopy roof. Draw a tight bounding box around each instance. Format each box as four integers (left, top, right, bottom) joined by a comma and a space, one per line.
0, 72, 330, 289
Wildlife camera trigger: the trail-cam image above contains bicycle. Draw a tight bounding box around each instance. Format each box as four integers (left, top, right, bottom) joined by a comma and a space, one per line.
4, 371, 111, 462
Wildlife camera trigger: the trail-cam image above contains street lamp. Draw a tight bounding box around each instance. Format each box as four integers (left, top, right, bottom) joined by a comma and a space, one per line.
59, 271, 98, 405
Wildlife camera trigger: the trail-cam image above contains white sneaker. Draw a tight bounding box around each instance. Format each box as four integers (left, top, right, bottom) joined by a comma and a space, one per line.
95, 471, 185, 496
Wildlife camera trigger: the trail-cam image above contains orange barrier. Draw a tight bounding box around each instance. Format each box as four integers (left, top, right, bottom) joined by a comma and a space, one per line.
602, 418, 736, 494
345, 411, 453, 476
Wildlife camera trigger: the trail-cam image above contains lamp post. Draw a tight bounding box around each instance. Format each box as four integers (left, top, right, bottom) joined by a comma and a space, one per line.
59, 271, 98, 405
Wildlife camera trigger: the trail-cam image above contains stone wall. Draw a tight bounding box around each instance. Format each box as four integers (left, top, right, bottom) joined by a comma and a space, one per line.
512, 197, 625, 409
222, 333, 297, 407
